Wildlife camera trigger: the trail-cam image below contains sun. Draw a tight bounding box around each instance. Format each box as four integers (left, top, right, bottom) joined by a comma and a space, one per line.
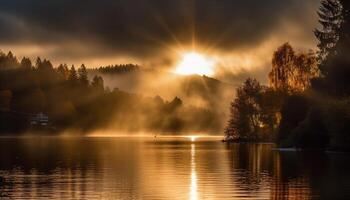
174, 52, 215, 76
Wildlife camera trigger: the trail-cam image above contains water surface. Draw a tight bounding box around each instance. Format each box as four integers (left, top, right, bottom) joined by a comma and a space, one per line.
0, 136, 350, 199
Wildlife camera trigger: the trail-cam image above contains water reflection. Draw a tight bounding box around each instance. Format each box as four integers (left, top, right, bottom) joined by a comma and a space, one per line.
0, 137, 350, 199
225, 144, 313, 199
190, 144, 197, 200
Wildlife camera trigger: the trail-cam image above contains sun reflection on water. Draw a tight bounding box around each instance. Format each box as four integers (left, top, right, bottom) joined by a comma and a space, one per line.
190, 143, 198, 200
186, 135, 199, 142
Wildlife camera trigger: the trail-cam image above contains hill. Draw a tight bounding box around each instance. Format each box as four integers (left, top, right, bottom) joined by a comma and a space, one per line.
88, 67, 235, 112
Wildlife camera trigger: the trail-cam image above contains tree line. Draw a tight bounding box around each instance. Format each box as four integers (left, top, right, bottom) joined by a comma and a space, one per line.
225, 0, 350, 151
97, 64, 140, 74
0, 53, 220, 134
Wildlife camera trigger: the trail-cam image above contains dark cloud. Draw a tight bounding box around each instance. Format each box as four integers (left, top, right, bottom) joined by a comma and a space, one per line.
0, 0, 320, 64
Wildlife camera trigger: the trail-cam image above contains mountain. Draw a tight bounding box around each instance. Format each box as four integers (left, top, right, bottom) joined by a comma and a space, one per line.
87, 68, 236, 113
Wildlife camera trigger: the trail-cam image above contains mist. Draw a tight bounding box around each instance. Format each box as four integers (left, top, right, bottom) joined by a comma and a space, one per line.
0, 0, 321, 136
88, 66, 236, 133
0, 52, 235, 136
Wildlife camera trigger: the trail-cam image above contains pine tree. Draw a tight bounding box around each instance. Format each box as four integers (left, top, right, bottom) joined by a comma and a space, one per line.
41, 59, 54, 70
314, 0, 350, 94
0, 51, 20, 68
20, 57, 32, 70
78, 64, 89, 87
35, 57, 42, 69
314, 0, 342, 69
91, 75, 104, 91
68, 65, 78, 85
335, 0, 350, 59
57, 64, 69, 80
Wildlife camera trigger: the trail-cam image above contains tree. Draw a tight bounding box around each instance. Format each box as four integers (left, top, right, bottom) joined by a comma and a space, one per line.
57, 64, 69, 80
314, 0, 342, 66
0, 51, 6, 69
34, 58, 56, 86
40, 59, 54, 71
258, 88, 285, 137
68, 65, 78, 85
168, 97, 183, 111
292, 51, 319, 90
91, 75, 104, 91
98, 64, 140, 74
314, 0, 350, 95
35, 57, 42, 69
0, 51, 19, 69
6, 51, 19, 68
328, 0, 350, 94
20, 57, 32, 70
269, 43, 318, 92
225, 78, 263, 141
269, 43, 295, 91
277, 95, 311, 147
78, 64, 89, 87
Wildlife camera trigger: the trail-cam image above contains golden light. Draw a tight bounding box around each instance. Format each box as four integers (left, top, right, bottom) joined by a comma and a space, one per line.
186, 135, 199, 142
190, 144, 198, 200
174, 52, 215, 76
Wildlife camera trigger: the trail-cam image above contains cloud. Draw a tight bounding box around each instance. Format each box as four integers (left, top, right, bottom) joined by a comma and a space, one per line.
0, 0, 320, 75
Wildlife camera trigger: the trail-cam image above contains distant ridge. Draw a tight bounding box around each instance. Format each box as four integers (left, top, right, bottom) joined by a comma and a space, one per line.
87, 67, 235, 117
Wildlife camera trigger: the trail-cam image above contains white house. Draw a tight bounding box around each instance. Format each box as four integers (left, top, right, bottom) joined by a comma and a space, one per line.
30, 112, 49, 126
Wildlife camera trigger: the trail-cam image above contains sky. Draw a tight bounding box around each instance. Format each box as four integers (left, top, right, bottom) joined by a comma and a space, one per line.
0, 0, 321, 84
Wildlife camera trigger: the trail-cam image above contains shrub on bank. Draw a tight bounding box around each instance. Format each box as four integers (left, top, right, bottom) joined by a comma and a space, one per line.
278, 94, 350, 151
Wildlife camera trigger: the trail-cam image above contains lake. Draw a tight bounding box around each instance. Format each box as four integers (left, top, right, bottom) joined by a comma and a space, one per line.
0, 136, 350, 199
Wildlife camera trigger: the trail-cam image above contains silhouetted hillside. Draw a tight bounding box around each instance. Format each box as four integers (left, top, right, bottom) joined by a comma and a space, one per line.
88, 68, 235, 110
0, 52, 229, 134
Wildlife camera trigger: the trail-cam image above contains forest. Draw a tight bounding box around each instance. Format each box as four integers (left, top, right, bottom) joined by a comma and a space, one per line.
97, 64, 140, 74
0, 56, 221, 134
225, 0, 350, 151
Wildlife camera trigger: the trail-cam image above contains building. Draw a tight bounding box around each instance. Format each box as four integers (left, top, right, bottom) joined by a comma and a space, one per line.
29, 112, 49, 127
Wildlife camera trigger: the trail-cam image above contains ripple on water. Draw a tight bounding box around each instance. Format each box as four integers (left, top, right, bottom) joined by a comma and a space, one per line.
0, 137, 349, 199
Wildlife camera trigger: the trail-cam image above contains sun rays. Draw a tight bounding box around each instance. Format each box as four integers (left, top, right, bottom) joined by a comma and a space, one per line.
174, 52, 215, 76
